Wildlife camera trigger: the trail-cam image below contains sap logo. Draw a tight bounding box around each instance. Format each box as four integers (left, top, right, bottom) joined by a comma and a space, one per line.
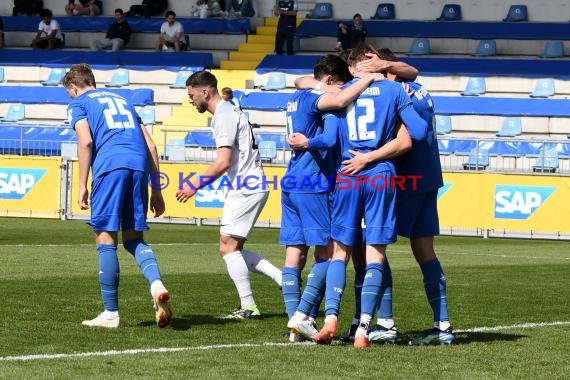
437, 183, 452, 200
0, 168, 47, 200
194, 178, 227, 208
494, 185, 555, 220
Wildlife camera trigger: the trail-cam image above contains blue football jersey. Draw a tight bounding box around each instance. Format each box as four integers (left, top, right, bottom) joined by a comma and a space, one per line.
396, 81, 443, 192
335, 78, 420, 176
68, 89, 148, 178
284, 89, 335, 192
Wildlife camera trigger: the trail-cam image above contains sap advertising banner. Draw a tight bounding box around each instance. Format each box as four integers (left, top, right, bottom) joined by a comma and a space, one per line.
0, 157, 61, 218
439, 173, 570, 233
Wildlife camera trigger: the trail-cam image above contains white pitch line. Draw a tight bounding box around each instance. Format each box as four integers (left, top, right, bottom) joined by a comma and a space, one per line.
454, 321, 570, 333
1, 322, 568, 362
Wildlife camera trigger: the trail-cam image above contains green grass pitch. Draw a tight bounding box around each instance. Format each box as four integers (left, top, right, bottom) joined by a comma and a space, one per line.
0, 218, 568, 379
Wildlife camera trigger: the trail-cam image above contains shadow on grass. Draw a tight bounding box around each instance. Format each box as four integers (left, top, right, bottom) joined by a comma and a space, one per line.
392, 330, 527, 346
137, 313, 286, 331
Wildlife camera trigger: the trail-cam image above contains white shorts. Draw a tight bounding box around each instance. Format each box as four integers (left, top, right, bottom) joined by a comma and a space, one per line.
220, 190, 269, 239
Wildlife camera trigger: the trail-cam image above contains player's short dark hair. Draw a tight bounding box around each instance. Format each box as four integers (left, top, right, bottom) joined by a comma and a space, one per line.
115, 8, 124, 15
165, 10, 176, 18
377, 47, 398, 62
186, 70, 218, 89
346, 43, 379, 67
337, 48, 352, 63
353, 13, 362, 19
314, 54, 353, 84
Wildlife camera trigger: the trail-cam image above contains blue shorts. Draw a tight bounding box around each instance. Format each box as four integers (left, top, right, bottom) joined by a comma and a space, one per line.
279, 191, 331, 246
331, 172, 396, 246
89, 168, 149, 232
396, 189, 440, 238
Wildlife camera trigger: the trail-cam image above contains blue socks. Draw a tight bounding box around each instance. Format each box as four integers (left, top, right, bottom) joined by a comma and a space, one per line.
360, 263, 384, 320
281, 266, 301, 318
123, 239, 161, 285
97, 244, 119, 312
420, 259, 449, 322
377, 258, 393, 319
324, 259, 346, 316
298, 259, 329, 316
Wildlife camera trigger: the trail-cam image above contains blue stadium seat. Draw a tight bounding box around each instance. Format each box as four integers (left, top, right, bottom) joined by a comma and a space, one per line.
188, 130, 216, 148
530, 78, 555, 98
255, 132, 287, 149
437, 4, 461, 21
434, 115, 452, 135
169, 70, 193, 89
105, 69, 130, 88
258, 140, 277, 163
496, 117, 522, 137
372, 3, 395, 20
407, 38, 430, 55
165, 138, 186, 161
473, 40, 497, 57
532, 149, 558, 173
306, 2, 333, 19
136, 106, 156, 126
461, 77, 486, 96
540, 40, 564, 58
41, 68, 66, 86
503, 5, 528, 22
0, 67, 5, 83
0, 103, 25, 122
463, 148, 489, 170
261, 72, 286, 91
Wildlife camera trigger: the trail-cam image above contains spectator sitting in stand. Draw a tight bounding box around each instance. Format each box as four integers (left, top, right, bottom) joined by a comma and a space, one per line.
31, 9, 64, 50
155, 10, 185, 52
89, 8, 131, 52
65, 0, 102, 16
335, 13, 367, 51
224, 0, 255, 17
192, 0, 223, 18
13, 0, 44, 16
127, 0, 168, 18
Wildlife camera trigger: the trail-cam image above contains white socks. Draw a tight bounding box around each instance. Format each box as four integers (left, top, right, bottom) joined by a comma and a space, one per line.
377, 318, 395, 329
241, 249, 282, 286
150, 280, 166, 297
223, 251, 254, 307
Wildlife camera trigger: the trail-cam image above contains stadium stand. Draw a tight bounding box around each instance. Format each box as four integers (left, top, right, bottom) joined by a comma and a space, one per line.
529, 78, 555, 98
169, 70, 193, 89
539, 40, 565, 58
0, 67, 5, 84
435, 115, 453, 135
260, 72, 287, 91
496, 117, 523, 137
436, 4, 462, 21
306, 3, 333, 19
407, 38, 431, 55
473, 40, 497, 57
41, 68, 67, 87
503, 4, 528, 22
463, 148, 490, 170
372, 3, 395, 20
461, 77, 486, 96
105, 68, 130, 88
0, 104, 25, 122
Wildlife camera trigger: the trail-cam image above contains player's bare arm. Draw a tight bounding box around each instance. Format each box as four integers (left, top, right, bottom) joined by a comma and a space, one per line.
356, 53, 419, 81
176, 146, 232, 203
75, 120, 92, 210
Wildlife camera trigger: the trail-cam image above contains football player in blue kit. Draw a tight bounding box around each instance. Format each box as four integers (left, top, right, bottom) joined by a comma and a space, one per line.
64, 63, 172, 329
341, 48, 455, 345
286, 44, 428, 348
281, 54, 385, 340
